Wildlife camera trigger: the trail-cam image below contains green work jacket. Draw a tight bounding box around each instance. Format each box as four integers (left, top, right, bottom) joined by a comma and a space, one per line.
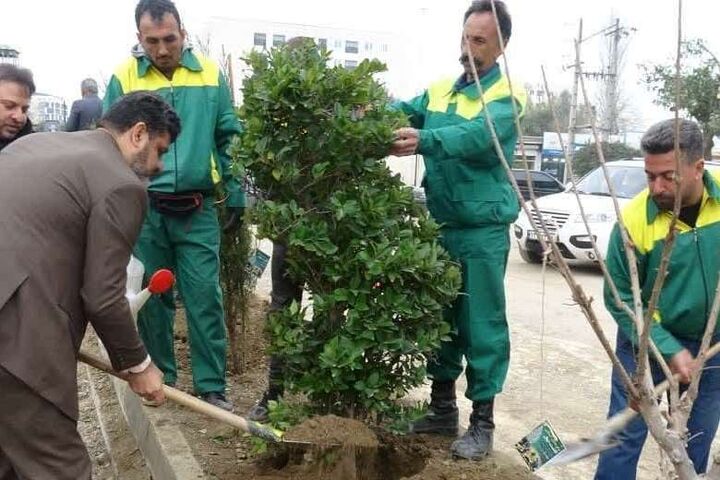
396, 64, 526, 228
605, 170, 720, 357
104, 47, 245, 207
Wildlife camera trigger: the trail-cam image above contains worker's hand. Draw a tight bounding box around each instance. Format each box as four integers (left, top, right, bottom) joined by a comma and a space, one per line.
390, 127, 419, 157
669, 348, 696, 384
222, 207, 245, 233
127, 363, 166, 405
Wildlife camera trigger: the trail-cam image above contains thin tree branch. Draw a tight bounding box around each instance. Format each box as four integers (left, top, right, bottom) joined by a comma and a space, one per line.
575, 41, 657, 402
679, 274, 720, 427
540, 66, 632, 321
665, 0, 687, 435
465, 4, 638, 398
575, 41, 646, 344
574, 7, 696, 475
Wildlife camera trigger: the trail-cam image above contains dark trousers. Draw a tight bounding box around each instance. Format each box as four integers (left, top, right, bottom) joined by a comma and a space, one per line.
595, 332, 720, 479
266, 242, 303, 390
0, 367, 91, 480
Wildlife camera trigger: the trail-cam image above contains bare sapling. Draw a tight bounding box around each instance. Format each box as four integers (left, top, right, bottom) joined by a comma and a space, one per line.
475, 1, 720, 478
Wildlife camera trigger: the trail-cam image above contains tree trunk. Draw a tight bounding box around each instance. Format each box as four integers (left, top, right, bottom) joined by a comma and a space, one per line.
703, 124, 715, 160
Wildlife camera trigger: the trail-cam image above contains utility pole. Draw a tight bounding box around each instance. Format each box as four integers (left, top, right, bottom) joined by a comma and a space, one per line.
565, 17, 631, 180
565, 19, 583, 184
603, 18, 621, 138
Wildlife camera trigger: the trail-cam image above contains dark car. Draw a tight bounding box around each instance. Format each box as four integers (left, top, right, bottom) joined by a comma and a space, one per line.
511, 169, 565, 201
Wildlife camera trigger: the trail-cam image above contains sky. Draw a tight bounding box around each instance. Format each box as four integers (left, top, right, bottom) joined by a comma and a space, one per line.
4, 0, 719, 131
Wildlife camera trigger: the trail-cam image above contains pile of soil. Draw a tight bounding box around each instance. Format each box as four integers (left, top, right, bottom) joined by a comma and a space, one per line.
246, 423, 538, 480
284, 414, 379, 448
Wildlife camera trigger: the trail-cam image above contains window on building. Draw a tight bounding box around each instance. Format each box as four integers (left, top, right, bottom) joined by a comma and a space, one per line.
344, 60, 358, 69
345, 40, 359, 54
318, 38, 327, 50
273, 34, 286, 46
254, 33, 266, 47
365, 42, 373, 51
381, 43, 389, 53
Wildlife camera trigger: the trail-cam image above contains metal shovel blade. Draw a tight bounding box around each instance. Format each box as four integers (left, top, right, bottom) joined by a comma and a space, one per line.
544, 406, 639, 467
544, 437, 619, 466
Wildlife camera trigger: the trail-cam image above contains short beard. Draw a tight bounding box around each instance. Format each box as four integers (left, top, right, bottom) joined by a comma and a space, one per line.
652, 194, 676, 211
130, 145, 153, 179
459, 54, 484, 75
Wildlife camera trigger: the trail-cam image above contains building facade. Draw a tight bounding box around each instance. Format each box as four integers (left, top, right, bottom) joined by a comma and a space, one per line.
201, 17, 399, 104
0, 45, 20, 66
30, 93, 67, 132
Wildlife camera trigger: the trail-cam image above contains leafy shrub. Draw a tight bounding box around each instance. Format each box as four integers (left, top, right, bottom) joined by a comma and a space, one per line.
232, 40, 461, 419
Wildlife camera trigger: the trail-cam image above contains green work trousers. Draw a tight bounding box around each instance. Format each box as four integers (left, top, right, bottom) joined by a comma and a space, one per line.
136, 197, 227, 394
427, 225, 511, 402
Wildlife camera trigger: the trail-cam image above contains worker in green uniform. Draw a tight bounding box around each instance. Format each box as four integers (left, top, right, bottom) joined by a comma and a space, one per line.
103, 0, 244, 411
390, 0, 525, 460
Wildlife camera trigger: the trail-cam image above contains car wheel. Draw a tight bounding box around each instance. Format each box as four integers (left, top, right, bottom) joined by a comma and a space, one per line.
518, 246, 543, 264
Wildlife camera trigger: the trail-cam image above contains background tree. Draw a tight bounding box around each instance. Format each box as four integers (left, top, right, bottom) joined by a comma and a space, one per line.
643, 39, 720, 159
232, 41, 461, 419
195, 33, 253, 374
523, 89, 593, 137
573, 141, 641, 177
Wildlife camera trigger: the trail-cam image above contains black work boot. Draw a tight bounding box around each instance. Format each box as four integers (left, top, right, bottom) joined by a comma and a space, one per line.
246, 388, 281, 422
451, 399, 495, 460
247, 356, 284, 423
409, 380, 459, 436
200, 392, 234, 412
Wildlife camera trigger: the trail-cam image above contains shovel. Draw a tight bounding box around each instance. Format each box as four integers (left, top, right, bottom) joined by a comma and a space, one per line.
546, 342, 720, 466
78, 350, 286, 443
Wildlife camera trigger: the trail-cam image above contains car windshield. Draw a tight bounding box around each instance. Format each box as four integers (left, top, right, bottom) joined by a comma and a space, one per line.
574, 165, 646, 199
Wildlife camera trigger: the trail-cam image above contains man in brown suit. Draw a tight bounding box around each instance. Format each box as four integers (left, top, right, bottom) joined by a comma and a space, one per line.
0, 91, 181, 480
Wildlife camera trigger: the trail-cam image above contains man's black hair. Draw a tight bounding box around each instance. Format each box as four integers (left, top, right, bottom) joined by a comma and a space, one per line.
463, 0, 512, 43
641, 118, 704, 164
99, 91, 181, 143
0, 64, 36, 96
135, 0, 182, 29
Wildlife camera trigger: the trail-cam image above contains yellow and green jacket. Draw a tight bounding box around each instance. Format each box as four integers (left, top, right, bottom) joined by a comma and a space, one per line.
396, 64, 526, 228
605, 170, 720, 357
103, 46, 244, 207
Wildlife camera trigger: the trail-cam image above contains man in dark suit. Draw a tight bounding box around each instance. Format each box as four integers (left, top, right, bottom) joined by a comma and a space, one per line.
0, 91, 180, 480
65, 78, 103, 131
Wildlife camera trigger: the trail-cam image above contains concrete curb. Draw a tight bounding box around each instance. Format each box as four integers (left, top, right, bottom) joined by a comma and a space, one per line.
111, 377, 206, 479
93, 337, 206, 480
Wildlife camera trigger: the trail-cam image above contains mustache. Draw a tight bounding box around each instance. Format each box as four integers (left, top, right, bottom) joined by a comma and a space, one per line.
459, 54, 483, 67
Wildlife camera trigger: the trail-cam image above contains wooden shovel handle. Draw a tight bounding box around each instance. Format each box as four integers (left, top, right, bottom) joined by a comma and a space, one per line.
78, 350, 282, 443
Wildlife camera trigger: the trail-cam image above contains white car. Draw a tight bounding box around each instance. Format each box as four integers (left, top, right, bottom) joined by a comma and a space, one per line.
513, 159, 720, 265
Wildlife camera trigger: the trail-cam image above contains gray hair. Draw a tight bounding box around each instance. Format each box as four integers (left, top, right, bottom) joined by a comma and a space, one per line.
81, 78, 98, 95
641, 118, 704, 163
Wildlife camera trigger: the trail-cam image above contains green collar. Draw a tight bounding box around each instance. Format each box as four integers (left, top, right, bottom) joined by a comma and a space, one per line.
451, 63, 501, 100
646, 170, 720, 223
136, 47, 202, 77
